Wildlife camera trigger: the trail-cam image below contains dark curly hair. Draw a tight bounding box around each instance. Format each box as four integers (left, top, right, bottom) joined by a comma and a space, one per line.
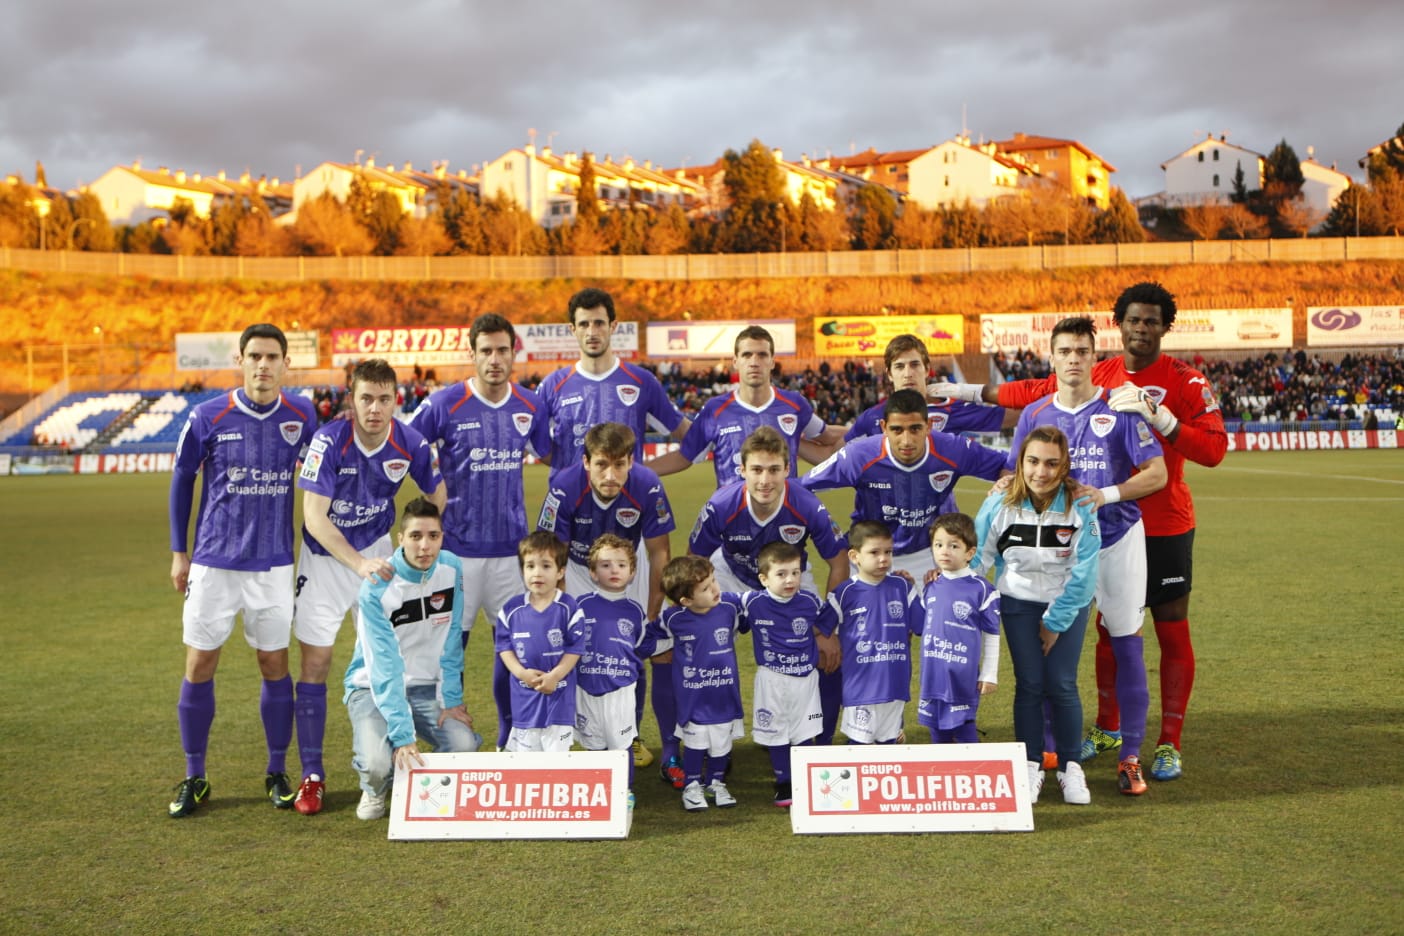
1112, 281, 1178, 329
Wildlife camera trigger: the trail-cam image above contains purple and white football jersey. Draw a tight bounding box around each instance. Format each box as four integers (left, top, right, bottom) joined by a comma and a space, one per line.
845, 397, 1005, 442
653, 595, 745, 726
570, 592, 648, 696
1007, 390, 1163, 548
495, 591, 583, 729
688, 480, 847, 590
677, 387, 824, 487
537, 462, 675, 566
538, 360, 684, 480
917, 570, 1001, 710
409, 379, 549, 559
170, 389, 316, 571
823, 575, 921, 707
801, 432, 1006, 556
297, 418, 440, 555
740, 589, 834, 677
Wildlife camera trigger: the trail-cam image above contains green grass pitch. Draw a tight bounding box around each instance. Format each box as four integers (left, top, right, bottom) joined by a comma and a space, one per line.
1, 449, 1401, 934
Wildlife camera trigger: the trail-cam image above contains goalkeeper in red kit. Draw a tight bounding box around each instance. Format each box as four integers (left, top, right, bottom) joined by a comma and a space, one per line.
938, 282, 1226, 781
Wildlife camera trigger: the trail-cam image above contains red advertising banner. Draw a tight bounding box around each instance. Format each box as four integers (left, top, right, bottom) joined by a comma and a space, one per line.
1226, 430, 1399, 452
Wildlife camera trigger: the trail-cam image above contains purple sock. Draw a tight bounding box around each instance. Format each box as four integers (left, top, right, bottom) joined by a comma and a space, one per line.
1111, 635, 1149, 761
1042, 697, 1057, 754
294, 681, 327, 778
492, 657, 513, 749
706, 753, 730, 785
953, 720, 980, 744
768, 745, 792, 784
682, 746, 705, 786
650, 662, 679, 762
178, 679, 215, 778
260, 676, 294, 774
818, 669, 842, 745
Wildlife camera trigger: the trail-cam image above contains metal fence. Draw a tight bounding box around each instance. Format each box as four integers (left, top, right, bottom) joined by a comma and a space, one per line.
4, 237, 1402, 282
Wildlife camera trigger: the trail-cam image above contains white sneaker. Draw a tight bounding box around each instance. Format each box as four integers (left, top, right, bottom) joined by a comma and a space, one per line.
1058, 761, 1091, 805
356, 789, 387, 820
681, 781, 708, 812
1027, 761, 1045, 804
708, 780, 737, 808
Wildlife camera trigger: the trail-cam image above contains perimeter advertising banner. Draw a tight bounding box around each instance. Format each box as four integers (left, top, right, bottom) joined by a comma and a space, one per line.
387, 750, 631, 840
332, 323, 640, 366
813, 315, 963, 357
515, 321, 640, 362
646, 320, 797, 357
176, 330, 319, 370
1307, 306, 1404, 347
789, 742, 1034, 834
980, 309, 1292, 356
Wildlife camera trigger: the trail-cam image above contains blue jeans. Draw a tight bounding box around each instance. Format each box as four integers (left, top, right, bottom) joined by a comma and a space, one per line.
1001, 595, 1090, 768
346, 685, 483, 796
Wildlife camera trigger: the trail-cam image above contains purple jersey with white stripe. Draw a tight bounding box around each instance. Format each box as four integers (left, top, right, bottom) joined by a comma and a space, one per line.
1007, 390, 1162, 548
740, 589, 834, 677
170, 389, 315, 571
571, 592, 648, 696
688, 480, 847, 589
653, 595, 744, 726
845, 397, 1005, 442
918, 570, 1001, 708
296, 418, 440, 555
539, 361, 684, 480
800, 432, 1006, 557
495, 591, 583, 728
823, 575, 921, 706
678, 387, 825, 487
537, 462, 675, 566
409, 379, 549, 559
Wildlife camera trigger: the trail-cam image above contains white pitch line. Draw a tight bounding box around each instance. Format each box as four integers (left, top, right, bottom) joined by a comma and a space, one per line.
1197, 496, 1404, 502
1215, 465, 1404, 486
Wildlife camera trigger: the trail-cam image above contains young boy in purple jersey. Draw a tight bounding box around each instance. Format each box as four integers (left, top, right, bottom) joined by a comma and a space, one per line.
652, 556, 746, 811
572, 535, 650, 798
1006, 316, 1167, 797
167, 323, 317, 818
495, 532, 583, 753
917, 513, 1001, 744
343, 499, 480, 821
537, 421, 677, 778
844, 334, 1011, 442
290, 358, 445, 815
409, 314, 550, 750
648, 325, 844, 486
802, 389, 1007, 584
822, 521, 921, 745
538, 287, 690, 482
688, 426, 850, 744
742, 542, 835, 807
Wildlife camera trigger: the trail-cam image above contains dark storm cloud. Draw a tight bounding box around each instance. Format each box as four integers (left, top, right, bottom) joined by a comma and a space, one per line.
2, 0, 1400, 196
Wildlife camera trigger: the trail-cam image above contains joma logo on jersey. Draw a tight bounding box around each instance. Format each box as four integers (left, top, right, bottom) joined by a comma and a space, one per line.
616, 385, 640, 406
216, 432, 243, 443
778, 524, 805, 544
512, 413, 533, 436
777, 414, 798, 436
1089, 414, 1116, 438
382, 459, 410, 483
279, 421, 304, 445
929, 471, 953, 491
615, 507, 641, 528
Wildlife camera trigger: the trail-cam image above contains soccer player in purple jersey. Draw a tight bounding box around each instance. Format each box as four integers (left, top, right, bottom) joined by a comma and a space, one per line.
651, 556, 746, 810
572, 535, 651, 799
688, 426, 849, 744
647, 324, 844, 486
167, 323, 317, 818
822, 522, 922, 745
802, 389, 1007, 584
409, 314, 549, 748
289, 358, 446, 815
917, 513, 1001, 744
1006, 316, 1167, 797
495, 533, 583, 752
539, 287, 690, 481
743, 542, 836, 807
844, 333, 1011, 442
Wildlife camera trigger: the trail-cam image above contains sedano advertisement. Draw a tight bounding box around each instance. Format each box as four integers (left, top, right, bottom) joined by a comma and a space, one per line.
980, 309, 1291, 356
387, 750, 631, 840
790, 742, 1034, 834
814, 315, 964, 357
1307, 306, 1404, 347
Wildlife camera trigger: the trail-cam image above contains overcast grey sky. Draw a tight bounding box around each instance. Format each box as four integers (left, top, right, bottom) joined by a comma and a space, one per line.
3, 0, 1400, 200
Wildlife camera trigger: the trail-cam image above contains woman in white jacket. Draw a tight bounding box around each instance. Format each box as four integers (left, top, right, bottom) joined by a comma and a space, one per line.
974, 425, 1100, 805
